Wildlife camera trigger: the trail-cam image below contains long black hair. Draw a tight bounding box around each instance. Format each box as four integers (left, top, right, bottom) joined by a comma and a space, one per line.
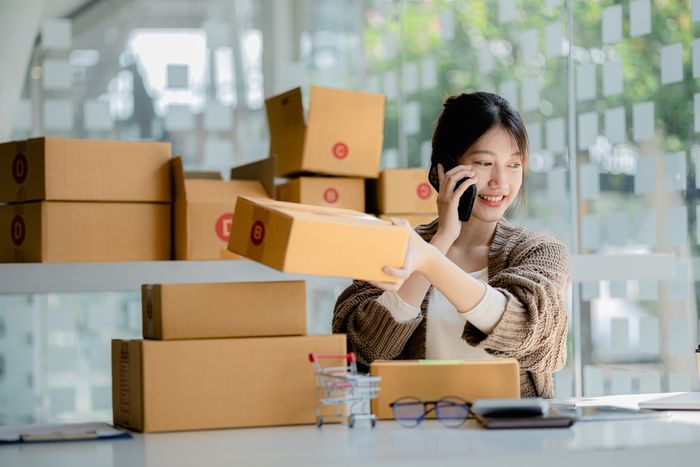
431, 91, 529, 170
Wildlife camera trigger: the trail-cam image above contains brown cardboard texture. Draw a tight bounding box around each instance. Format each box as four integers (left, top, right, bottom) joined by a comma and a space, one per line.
370, 359, 521, 420
266, 86, 385, 178
0, 137, 171, 203
227, 196, 408, 282
379, 214, 437, 228
378, 169, 437, 214
111, 334, 346, 432
173, 157, 269, 260
141, 280, 307, 339
230, 156, 277, 198
0, 201, 170, 262
276, 176, 365, 211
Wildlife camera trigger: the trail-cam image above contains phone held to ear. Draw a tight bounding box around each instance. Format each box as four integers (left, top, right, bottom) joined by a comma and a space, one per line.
428, 160, 477, 222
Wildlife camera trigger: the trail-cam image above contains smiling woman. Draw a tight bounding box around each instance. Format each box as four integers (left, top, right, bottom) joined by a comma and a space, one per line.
333, 92, 570, 398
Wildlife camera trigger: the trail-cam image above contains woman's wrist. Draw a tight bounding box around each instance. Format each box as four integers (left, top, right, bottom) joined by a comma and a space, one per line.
430, 232, 455, 254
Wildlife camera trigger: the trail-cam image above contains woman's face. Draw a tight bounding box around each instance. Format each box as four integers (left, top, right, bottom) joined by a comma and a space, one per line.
457, 125, 525, 224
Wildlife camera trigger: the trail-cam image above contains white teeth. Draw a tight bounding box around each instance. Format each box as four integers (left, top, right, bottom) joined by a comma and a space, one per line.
479, 194, 505, 202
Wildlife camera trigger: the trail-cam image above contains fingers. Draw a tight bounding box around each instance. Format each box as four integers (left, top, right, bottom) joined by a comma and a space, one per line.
441, 165, 475, 195
454, 174, 478, 196
437, 163, 445, 188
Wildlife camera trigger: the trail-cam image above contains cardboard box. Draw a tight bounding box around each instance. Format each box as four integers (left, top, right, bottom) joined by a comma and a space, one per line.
141, 281, 307, 339
266, 86, 385, 178
227, 196, 408, 282
229, 156, 277, 199
0, 137, 171, 203
276, 176, 365, 211
370, 359, 521, 420
0, 201, 170, 263
379, 214, 437, 228
377, 169, 437, 214
173, 157, 269, 260
112, 334, 346, 432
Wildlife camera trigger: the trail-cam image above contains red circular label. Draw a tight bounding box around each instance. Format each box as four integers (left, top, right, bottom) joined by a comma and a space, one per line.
12, 153, 28, 185
250, 220, 265, 246
332, 142, 349, 159
416, 182, 432, 200
10, 215, 25, 247
323, 188, 339, 204
215, 213, 234, 242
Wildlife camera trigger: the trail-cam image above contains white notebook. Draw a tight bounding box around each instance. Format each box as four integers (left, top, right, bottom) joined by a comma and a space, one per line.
639, 392, 700, 410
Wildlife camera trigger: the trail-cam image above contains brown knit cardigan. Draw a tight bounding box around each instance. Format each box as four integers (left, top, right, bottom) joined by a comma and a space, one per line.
332, 218, 570, 398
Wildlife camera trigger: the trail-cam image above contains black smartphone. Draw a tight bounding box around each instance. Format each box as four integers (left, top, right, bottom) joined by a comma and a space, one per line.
428, 160, 477, 222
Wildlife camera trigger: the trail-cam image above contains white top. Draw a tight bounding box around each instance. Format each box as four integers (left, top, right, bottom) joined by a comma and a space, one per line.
376, 267, 507, 359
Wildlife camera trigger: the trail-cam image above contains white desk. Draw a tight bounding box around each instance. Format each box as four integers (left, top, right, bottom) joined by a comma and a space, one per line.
2, 394, 700, 467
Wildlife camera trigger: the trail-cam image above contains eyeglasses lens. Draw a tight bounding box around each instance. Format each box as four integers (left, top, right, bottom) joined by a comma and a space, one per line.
391, 398, 425, 427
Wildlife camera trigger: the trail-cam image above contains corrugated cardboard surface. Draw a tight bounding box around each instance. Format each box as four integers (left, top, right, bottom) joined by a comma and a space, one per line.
227, 196, 408, 282
172, 157, 269, 260
378, 169, 437, 214
141, 281, 307, 339
265, 86, 384, 178
0, 137, 171, 203
379, 214, 437, 228
370, 359, 521, 419
276, 176, 365, 211
0, 201, 171, 262
111, 335, 346, 432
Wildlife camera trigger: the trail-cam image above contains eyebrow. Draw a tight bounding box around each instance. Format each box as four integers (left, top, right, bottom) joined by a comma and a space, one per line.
469, 150, 522, 157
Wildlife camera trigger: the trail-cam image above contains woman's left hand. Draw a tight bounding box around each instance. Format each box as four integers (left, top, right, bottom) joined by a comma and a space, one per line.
369, 219, 436, 292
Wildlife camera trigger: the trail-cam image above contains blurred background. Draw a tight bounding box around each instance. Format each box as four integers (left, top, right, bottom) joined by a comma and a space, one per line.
1, 0, 699, 424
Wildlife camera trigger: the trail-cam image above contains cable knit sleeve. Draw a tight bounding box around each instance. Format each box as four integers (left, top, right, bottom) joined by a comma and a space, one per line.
462, 233, 570, 375
332, 280, 425, 366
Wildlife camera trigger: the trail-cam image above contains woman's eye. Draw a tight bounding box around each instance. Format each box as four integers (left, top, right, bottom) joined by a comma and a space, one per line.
510, 163, 522, 168
475, 161, 492, 167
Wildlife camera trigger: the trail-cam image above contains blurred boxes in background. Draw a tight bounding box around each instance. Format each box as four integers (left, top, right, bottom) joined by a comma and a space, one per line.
0, 137, 172, 262
172, 157, 269, 260
276, 176, 364, 211
0, 137, 171, 203
376, 168, 437, 214
370, 359, 521, 420
112, 334, 346, 432
266, 86, 385, 178
227, 196, 408, 282
0, 201, 170, 262
141, 281, 307, 339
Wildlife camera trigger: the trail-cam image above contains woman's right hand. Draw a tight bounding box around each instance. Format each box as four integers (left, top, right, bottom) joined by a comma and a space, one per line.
434, 163, 477, 249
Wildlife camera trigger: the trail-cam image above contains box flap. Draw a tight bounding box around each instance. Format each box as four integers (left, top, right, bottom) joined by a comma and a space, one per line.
171, 156, 187, 201
183, 180, 268, 203
230, 156, 277, 198
237, 196, 384, 226
307, 86, 385, 133
265, 87, 305, 135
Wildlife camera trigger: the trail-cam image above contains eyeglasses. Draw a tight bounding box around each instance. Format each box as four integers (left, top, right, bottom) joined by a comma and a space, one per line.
389, 396, 472, 428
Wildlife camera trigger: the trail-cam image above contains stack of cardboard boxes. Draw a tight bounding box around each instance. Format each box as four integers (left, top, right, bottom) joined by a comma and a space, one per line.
374, 168, 438, 228
0, 137, 172, 262
269, 86, 385, 212
113, 280, 346, 432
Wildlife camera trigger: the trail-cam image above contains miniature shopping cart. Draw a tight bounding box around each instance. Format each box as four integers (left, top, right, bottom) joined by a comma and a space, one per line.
308, 352, 381, 428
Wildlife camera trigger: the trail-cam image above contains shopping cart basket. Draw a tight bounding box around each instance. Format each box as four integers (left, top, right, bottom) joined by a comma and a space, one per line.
308, 352, 381, 428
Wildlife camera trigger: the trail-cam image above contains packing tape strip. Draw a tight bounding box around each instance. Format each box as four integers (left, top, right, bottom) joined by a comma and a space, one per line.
14, 141, 28, 201
245, 206, 271, 262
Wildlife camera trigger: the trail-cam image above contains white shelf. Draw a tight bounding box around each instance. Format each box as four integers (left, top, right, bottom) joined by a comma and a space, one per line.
0, 253, 679, 294
0, 259, 350, 294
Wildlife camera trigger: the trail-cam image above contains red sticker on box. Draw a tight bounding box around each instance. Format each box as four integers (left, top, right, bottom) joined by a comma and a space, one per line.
250, 220, 266, 246
215, 213, 233, 241
323, 188, 339, 204
10, 215, 25, 247
12, 153, 28, 185
332, 142, 349, 159
416, 182, 432, 200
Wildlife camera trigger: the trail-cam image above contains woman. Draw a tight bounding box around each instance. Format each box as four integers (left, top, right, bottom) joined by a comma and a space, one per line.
333, 92, 569, 398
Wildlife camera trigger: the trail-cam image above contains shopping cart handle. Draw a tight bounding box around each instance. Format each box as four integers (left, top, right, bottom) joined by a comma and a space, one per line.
309, 352, 356, 363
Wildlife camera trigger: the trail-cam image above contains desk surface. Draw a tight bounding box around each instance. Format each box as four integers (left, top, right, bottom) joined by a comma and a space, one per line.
3, 394, 700, 467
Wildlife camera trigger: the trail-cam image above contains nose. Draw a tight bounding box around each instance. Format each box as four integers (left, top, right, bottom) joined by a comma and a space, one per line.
488, 165, 507, 188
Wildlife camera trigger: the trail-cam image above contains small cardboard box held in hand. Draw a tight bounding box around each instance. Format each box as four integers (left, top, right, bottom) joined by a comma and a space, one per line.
276, 176, 365, 211
172, 157, 269, 260
370, 359, 521, 419
142, 280, 307, 339
266, 86, 385, 178
227, 196, 409, 282
379, 214, 436, 228
112, 334, 345, 432
0, 137, 172, 203
0, 201, 170, 262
